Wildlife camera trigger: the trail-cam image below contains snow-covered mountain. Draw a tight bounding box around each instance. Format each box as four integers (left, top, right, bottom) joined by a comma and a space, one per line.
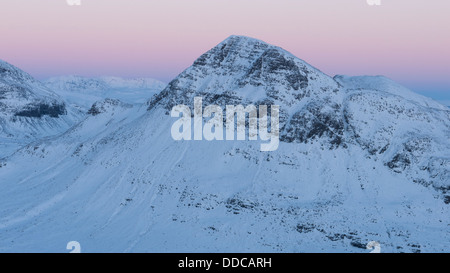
0, 60, 83, 158
45, 75, 166, 110
0, 36, 448, 253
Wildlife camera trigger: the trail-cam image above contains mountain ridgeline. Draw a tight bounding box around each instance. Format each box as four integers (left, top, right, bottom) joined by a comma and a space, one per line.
149, 36, 449, 198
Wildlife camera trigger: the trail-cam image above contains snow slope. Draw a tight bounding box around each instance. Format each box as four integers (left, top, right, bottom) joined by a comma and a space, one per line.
0, 36, 448, 253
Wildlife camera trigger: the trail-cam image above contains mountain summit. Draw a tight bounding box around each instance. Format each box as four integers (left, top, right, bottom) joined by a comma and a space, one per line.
149, 35, 340, 109
149, 35, 345, 146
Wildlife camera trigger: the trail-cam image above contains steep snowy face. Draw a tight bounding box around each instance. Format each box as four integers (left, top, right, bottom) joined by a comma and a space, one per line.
335, 75, 450, 202
149, 35, 345, 147
0, 60, 81, 158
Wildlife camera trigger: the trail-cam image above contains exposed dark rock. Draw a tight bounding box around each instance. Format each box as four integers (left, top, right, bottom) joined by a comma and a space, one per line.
238, 49, 309, 91
225, 198, 259, 213
88, 99, 125, 116
444, 196, 450, 204
280, 102, 344, 148
296, 223, 315, 233
87, 105, 102, 116
15, 103, 66, 118
387, 153, 411, 173
350, 241, 367, 249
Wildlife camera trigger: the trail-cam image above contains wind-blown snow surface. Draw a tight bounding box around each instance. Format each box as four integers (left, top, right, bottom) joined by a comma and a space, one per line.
0, 36, 449, 253
45, 76, 166, 110
0, 60, 83, 158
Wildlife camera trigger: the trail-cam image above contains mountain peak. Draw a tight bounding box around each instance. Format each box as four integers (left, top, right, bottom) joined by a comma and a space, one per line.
192, 35, 272, 69
0, 59, 14, 69
220, 35, 271, 47
0, 59, 37, 84
193, 35, 307, 71
147, 36, 344, 148
149, 36, 339, 113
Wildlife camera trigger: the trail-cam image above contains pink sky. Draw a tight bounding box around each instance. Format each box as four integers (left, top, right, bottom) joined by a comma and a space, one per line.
0, 0, 449, 101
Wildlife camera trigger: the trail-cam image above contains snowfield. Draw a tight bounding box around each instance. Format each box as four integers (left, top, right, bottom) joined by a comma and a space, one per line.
0, 36, 449, 253
44, 75, 166, 110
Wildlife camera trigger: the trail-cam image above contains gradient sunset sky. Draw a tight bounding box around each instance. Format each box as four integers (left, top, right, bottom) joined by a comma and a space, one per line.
1, 0, 449, 104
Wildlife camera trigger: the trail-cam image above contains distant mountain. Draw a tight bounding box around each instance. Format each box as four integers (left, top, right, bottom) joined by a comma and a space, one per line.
0, 60, 66, 118
0, 36, 448, 252
45, 75, 166, 109
0, 60, 82, 157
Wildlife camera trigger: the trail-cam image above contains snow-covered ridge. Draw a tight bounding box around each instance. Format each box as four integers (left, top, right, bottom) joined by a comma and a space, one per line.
45, 75, 166, 92
1, 60, 41, 86
334, 75, 448, 110
45, 75, 166, 109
